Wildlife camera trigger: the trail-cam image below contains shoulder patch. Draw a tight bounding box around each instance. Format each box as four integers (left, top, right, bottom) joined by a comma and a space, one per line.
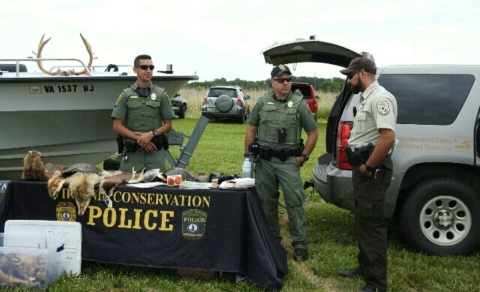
115, 94, 123, 106
377, 101, 390, 115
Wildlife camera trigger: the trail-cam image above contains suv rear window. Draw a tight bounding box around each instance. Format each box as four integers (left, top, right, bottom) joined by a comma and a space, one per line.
378, 74, 474, 125
208, 88, 237, 98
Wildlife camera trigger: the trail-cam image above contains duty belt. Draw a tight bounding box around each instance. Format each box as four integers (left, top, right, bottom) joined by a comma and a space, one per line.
258, 146, 301, 162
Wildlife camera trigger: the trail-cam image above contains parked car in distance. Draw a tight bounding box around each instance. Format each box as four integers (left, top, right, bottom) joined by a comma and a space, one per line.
201, 85, 250, 123
171, 93, 187, 119
291, 82, 319, 121
263, 37, 480, 256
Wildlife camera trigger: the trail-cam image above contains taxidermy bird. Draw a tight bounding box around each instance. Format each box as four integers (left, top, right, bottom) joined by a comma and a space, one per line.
21, 150, 49, 181
68, 172, 101, 215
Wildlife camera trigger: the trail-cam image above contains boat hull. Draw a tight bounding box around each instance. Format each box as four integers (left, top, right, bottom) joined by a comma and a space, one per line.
0, 75, 198, 179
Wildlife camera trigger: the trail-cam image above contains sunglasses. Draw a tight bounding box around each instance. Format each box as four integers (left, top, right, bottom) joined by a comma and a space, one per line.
274, 77, 292, 83
137, 65, 155, 70
347, 70, 359, 79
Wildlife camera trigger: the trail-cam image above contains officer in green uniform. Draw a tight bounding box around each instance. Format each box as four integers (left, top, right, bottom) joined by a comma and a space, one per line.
337, 57, 397, 292
244, 64, 318, 261
111, 54, 174, 172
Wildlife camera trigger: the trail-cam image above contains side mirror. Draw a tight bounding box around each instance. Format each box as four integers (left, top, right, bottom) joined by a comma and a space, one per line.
244, 95, 251, 100
315, 95, 320, 100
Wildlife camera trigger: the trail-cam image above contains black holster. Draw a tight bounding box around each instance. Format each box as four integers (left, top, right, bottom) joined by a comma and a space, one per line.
152, 134, 169, 150
344, 143, 374, 166
125, 138, 137, 153
116, 135, 137, 153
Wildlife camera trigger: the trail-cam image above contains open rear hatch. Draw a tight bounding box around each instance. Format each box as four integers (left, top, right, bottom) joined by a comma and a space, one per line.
262, 38, 360, 67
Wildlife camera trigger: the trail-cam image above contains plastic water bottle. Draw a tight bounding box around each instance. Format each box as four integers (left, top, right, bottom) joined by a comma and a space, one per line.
242, 154, 253, 178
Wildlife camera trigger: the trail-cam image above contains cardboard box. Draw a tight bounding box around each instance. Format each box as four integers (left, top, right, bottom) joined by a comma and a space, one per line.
0, 244, 63, 289
177, 268, 215, 279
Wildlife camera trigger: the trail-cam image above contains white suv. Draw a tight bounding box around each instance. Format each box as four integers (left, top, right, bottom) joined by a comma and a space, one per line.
263, 38, 480, 255
201, 85, 250, 124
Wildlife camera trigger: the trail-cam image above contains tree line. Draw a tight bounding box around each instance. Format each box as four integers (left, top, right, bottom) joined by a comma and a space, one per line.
185, 76, 346, 93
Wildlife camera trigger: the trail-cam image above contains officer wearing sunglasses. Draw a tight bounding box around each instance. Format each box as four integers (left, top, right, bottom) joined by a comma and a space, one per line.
111, 54, 174, 172
244, 64, 318, 262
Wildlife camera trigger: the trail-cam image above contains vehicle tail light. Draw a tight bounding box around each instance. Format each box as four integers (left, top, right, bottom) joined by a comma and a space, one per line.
336, 121, 354, 170
237, 98, 243, 105
203, 97, 207, 104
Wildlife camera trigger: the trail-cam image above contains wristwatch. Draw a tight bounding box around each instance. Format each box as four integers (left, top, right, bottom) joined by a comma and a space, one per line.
152, 130, 159, 137
301, 154, 310, 161
364, 163, 375, 172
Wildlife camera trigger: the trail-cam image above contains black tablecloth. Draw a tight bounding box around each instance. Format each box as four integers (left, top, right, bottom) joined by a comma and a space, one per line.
0, 180, 287, 290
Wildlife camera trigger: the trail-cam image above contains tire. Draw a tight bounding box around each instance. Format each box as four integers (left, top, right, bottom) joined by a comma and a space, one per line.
399, 177, 480, 255
178, 105, 186, 119
215, 95, 234, 113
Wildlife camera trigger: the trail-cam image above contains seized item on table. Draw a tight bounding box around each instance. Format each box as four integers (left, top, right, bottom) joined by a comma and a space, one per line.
166, 174, 182, 186
68, 172, 101, 215
178, 181, 211, 190
99, 167, 145, 207
21, 150, 49, 181
47, 170, 67, 199
62, 163, 101, 177
158, 168, 196, 182
219, 178, 255, 189
142, 168, 161, 182
197, 172, 208, 182
211, 178, 219, 188
126, 182, 165, 188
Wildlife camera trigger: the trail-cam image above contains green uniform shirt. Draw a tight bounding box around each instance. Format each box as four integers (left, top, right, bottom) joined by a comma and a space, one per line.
111, 82, 174, 131
248, 91, 317, 150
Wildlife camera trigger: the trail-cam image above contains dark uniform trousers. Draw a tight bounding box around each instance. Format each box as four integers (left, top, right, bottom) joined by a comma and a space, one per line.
352, 156, 393, 291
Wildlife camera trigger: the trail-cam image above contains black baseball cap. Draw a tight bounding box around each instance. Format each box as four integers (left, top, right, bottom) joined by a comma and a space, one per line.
340, 57, 377, 75
271, 64, 292, 77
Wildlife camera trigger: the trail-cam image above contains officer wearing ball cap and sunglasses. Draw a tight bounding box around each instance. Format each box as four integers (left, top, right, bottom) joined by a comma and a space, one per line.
337, 57, 398, 292
244, 64, 318, 262
111, 54, 175, 172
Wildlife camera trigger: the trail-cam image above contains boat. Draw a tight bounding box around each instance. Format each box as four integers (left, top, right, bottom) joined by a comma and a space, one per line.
0, 34, 199, 180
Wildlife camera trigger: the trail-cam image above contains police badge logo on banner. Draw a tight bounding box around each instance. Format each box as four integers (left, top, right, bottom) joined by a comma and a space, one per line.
56, 202, 77, 221
182, 209, 207, 240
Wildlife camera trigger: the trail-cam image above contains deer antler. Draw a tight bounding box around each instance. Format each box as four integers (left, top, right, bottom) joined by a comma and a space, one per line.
69, 33, 97, 75
31, 34, 62, 75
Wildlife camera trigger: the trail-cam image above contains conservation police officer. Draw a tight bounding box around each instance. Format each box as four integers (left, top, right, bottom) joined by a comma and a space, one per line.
111, 54, 174, 172
338, 57, 397, 292
244, 64, 318, 261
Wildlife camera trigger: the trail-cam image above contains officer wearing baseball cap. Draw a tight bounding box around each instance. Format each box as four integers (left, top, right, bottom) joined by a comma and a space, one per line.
340, 57, 377, 75
245, 64, 318, 262
338, 56, 397, 292
270, 64, 292, 77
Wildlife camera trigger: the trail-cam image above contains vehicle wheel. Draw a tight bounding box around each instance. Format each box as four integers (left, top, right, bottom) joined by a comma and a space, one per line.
399, 177, 480, 255
178, 105, 186, 119
237, 114, 245, 124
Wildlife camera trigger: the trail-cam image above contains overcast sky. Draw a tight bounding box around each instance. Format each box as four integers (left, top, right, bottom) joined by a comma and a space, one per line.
1, 0, 479, 81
